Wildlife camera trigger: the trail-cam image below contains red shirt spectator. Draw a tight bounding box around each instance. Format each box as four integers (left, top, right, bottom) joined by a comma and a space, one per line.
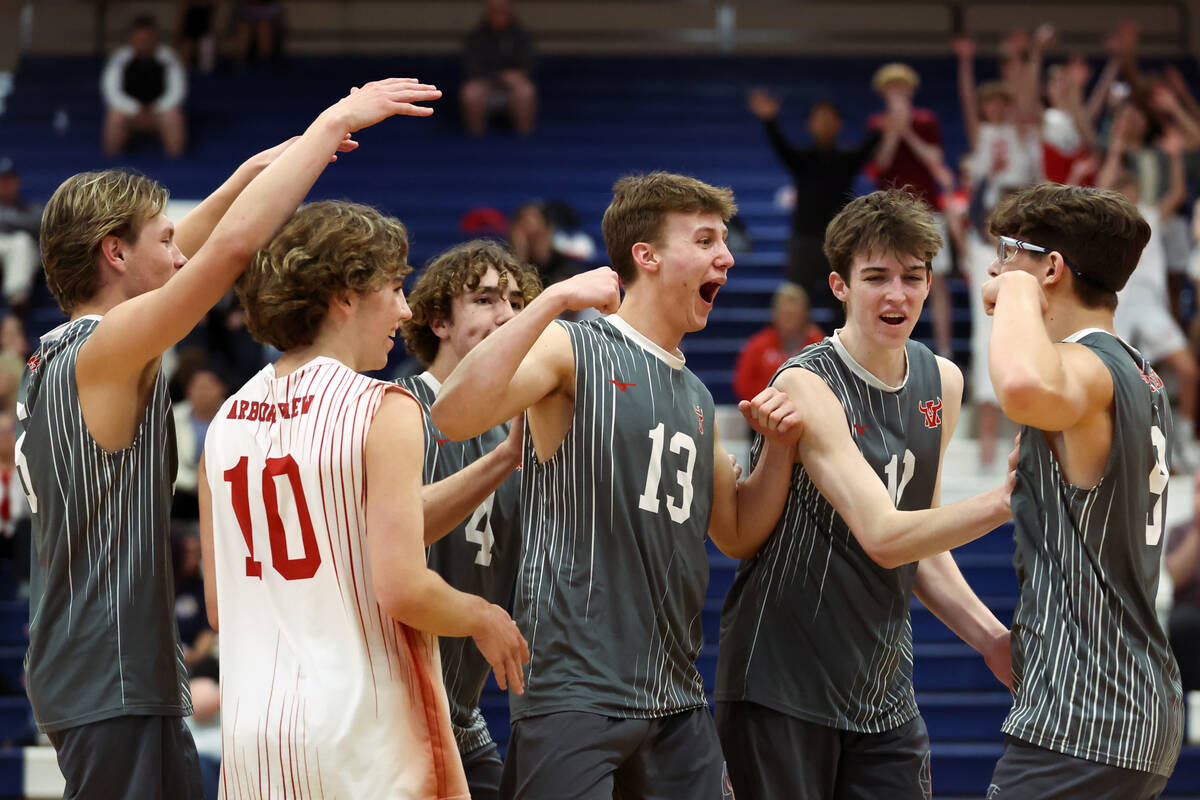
867, 108, 943, 208
733, 283, 825, 402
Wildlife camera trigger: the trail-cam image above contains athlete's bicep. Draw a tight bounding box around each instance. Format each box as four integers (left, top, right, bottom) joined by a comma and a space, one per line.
365, 390, 428, 609
1002, 343, 1112, 432
778, 368, 897, 535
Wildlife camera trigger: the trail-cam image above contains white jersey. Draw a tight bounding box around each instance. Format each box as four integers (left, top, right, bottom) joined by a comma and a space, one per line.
204, 356, 468, 800
969, 122, 1042, 212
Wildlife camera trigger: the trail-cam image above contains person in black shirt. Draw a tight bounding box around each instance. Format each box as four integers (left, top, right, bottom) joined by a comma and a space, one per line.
461, 0, 537, 136
749, 89, 881, 327
101, 15, 188, 157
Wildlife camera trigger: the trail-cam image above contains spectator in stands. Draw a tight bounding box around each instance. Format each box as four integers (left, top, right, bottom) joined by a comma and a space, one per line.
1166, 471, 1200, 691
173, 525, 216, 670
175, 1, 219, 74
732, 282, 825, 403
185, 662, 221, 800
0, 159, 41, 315
233, 0, 283, 64
102, 15, 188, 158
868, 62, 954, 357
172, 360, 228, 518
461, 0, 537, 136
509, 201, 583, 287
747, 90, 880, 327
0, 314, 26, 412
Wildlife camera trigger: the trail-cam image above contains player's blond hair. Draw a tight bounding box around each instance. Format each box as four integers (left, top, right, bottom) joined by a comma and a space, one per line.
40, 170, 169, 314
823, 189, 943, 280
401, 240, 542, 366
601, 172, 737, 287
237, 201, 411, 351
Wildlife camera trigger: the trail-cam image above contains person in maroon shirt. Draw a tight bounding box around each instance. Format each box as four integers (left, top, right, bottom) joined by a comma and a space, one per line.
733, 282, 825, 403
867, 62, 955, 357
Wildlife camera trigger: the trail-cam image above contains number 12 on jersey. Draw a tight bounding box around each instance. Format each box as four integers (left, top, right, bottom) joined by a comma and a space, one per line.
223, 455, 323, 581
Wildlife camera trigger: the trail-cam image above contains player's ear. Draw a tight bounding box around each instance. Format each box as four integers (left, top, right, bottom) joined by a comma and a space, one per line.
631, 242, 659, 274
1044, 252, 1068, 287
829, 270, 849, 302
430, 312, 451, 340
99, 234, 127, 274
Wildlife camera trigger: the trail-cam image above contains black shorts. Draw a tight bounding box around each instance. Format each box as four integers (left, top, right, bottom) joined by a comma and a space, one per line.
987, 736, 1168, 800
47, 714, 204, 800
463, 741, 504, 800
500, 707, 731, 800
715, 700, 931, 800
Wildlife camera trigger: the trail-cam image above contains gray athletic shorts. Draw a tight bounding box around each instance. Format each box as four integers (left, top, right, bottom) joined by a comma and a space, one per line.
464, 741, 504, 800
47, 714, 204, 800
987, 736, 1168, 800
715, 700, 931, 800
500, 707, 731, 800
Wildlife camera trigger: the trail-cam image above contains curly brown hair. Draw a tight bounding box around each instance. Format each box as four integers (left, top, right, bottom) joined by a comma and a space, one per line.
989, 183, 1149, 310
823, 189, 943, 280
601, 172, 737, 287
236, 201, 411, 351
401, 239, 542, 365
40, 169, 168, 314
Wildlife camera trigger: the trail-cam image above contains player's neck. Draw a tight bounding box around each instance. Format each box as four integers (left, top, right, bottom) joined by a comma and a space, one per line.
71, 284, 131, 319
1043, 299, 1115, 342
616, 293, 685, 354
836, 325, 907, 385
274, 332, 358, 378
427, 348, 460, 384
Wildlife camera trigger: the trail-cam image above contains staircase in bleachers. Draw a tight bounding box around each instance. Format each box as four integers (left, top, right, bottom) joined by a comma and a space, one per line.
2, 53, 1200, 797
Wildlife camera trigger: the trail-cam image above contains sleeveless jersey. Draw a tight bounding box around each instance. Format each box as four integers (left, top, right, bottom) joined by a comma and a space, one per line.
716, 333, 944, 732
17, 315, 190, 733
510, 315, 716, 721
205, 357, 468, 800
396, 371, 521, 755
1003, 330, 1183, 777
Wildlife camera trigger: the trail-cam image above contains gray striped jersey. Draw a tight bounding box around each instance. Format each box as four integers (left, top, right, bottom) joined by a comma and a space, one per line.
16, 316, 190, 733
509, 315, 715, 721
716, 333, 943, 732
396, 371, 521, 755
1003, 329, 1183, 776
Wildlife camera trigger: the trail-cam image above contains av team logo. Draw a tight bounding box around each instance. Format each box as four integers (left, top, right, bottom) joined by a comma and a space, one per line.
695, 405, 705, 434
919, 397, 943, 429
609, 379, 637, 392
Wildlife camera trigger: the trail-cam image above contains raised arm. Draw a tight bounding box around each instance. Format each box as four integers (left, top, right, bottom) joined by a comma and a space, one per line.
421, 415, 523, 546
367, 391, 529, 693
81, 79, 440, 386
174, 135, 355, 258
432, 267, 620, 439
982, 269, 1113, 430
1158, 128, 1188, 219
953, 36, 981, 150
777, 367, 1010, 568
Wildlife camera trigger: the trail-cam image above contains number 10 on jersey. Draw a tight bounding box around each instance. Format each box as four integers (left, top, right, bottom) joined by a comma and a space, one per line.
223, 455, 323, 581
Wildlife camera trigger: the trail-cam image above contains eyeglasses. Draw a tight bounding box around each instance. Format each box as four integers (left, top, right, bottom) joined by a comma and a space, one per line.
995, 235, 1110, 292
996, 236, 1049, 265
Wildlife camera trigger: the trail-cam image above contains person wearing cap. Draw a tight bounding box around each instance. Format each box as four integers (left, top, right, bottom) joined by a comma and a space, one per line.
102, 14, 188, 158
0, 159, 41, 314
867, 62, 955, 359
982, 183, 1182, 797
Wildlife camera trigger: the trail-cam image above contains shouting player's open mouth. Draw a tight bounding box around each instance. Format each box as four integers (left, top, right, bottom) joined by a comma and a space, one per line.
699, 280, 723, 306
880, 312, 907, 326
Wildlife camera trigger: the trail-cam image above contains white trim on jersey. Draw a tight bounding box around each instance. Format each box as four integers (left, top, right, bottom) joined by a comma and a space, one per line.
830, 330, 909, 393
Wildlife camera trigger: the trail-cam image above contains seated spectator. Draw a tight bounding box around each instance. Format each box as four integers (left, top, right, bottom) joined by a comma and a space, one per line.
175, 0, 219, 74
0, 313, 26, 412
173, 525, 216, 669
0, 159, 41, 314
0, 410, 30, 597
101, 15, 187, 158
1167, 471, 1200, 691
172, 359, 229, 518
732, 282, 825, 403
461, 0, 537, 136
185, 660, 221, 800
233, 0, 283, 64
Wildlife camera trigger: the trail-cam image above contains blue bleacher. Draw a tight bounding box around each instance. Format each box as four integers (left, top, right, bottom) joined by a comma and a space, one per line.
3, 51, 1200, 797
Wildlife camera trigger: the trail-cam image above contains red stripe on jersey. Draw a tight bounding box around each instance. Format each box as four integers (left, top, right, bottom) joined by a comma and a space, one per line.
401, 624, 453, 797
300, 697, 314, 799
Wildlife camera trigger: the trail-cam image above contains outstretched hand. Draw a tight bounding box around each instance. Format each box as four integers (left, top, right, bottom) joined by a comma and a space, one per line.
747, 88, 781, 121
472, 604, 530, 695
739, 386, 804, 447
326, 77, 442, 133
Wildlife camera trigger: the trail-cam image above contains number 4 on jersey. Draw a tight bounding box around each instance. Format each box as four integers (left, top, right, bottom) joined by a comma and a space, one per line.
465, 493, 496, 566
